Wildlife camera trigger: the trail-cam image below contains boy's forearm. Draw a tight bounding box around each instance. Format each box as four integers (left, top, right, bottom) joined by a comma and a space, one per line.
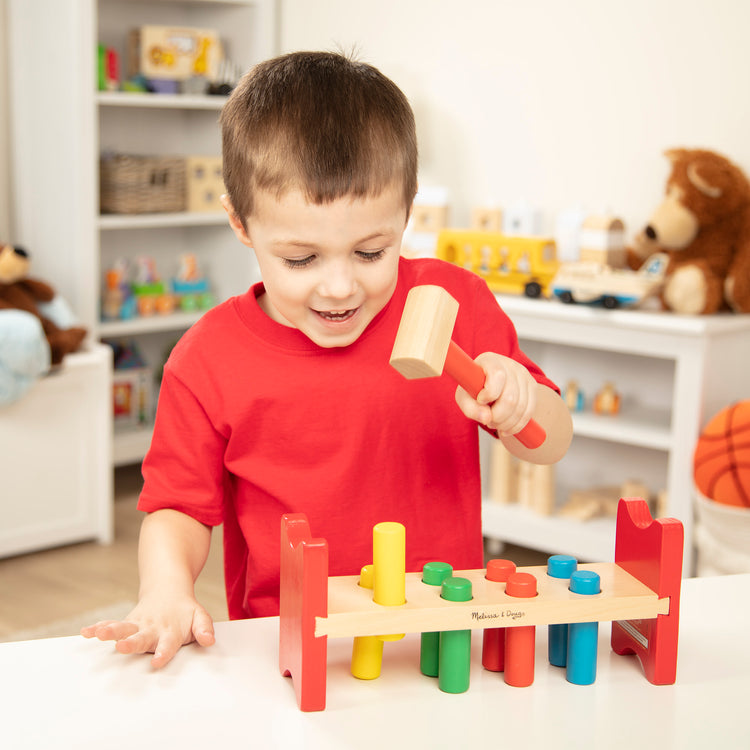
137, 509, 212, 598
500, 383, 573, 465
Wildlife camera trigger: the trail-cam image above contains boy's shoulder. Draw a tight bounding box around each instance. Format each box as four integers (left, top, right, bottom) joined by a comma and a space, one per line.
166, 293, 245, 365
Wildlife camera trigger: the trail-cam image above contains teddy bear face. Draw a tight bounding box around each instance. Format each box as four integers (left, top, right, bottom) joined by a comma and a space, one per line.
0, 244, 30, 284
645, 149, 750, 250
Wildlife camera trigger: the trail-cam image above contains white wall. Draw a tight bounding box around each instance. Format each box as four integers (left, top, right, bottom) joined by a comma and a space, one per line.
280, 0, 750, 239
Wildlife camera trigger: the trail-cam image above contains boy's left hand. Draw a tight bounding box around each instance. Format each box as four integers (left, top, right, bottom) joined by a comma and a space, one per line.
454, 352, 537, 437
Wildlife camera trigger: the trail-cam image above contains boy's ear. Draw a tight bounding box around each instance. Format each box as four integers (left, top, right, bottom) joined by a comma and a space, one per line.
221, 194, 253, 247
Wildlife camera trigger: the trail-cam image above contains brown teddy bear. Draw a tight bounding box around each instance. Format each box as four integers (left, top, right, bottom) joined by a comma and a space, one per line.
627, 148, 750, 314
0, 243, 87, 364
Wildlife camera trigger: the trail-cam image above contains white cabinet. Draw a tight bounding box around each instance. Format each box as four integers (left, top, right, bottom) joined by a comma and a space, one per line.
7, 0, 276, 467
0, 345, 113, 558
481, 295, 750, 574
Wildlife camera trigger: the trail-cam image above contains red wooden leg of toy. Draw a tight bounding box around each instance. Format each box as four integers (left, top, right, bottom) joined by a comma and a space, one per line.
611, 498, 683, 685
279, 514, 329, 711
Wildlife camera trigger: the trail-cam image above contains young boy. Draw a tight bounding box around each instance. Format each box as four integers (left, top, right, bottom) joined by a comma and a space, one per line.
82, 51, 572, 668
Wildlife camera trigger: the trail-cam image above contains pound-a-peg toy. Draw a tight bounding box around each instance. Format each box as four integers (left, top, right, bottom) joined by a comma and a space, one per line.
279, 497, 683, 711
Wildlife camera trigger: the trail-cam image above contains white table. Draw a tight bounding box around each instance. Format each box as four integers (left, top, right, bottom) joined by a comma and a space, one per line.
1, 575, 748, 750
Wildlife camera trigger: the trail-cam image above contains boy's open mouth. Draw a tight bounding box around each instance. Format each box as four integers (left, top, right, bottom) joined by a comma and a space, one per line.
316, 308, 357, 322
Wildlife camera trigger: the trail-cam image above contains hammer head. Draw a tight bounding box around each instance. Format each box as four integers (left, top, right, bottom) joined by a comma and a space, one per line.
389, 285, 459, 379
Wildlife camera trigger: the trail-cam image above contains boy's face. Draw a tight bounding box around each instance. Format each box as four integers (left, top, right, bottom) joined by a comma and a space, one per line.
224, 186, 408, 348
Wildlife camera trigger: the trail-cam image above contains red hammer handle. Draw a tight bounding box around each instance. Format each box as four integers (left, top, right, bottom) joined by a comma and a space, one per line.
444, 341, 546, 449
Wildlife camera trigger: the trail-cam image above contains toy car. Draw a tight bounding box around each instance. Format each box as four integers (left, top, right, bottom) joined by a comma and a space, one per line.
550, 252, 669, 308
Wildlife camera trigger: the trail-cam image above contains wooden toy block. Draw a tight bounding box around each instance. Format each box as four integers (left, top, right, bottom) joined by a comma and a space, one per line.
489, 440, 516, 504
389, 285, 546, 450
279, 498, 683, 711
411, 203, 450, 234
471, 206, 504, 233
579, 215, 627, 268
186, 156, 224, 213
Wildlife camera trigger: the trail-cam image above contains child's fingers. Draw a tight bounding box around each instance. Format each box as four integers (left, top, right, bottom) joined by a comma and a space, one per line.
150, 632, 183, 669
491, 382, 536, 436
192, 608, 216, 647
81, 620, 139, 642
114, 628, 158, 656
454, 385, 493, 425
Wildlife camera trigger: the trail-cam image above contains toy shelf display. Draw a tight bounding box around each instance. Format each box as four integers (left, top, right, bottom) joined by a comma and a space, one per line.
279, 497, 683, 712
101, 253, 215, 323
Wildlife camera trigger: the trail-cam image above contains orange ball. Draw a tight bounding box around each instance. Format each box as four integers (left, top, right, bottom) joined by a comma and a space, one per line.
693, 401, 750, 508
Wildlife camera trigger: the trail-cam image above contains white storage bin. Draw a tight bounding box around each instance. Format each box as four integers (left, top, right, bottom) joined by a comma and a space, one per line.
0, 344, 113, 558
694, 490, 750, 576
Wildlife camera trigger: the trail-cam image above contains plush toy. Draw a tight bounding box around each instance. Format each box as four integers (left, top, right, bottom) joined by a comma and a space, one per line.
0, 243, 87, 365
627, 148, 750, 314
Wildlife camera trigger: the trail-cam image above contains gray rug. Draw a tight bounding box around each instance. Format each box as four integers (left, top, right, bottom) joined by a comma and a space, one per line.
0, 601, 136, 643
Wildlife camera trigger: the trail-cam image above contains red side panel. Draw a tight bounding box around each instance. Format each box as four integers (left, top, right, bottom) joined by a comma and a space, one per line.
279, 513, 329, 711
611, 498, 683, 685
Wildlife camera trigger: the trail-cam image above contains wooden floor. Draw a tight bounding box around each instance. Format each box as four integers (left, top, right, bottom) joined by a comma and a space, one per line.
0, 465, 548, 642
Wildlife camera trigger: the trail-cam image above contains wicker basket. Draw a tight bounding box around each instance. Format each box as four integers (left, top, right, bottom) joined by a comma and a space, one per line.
100, 155, 186, 214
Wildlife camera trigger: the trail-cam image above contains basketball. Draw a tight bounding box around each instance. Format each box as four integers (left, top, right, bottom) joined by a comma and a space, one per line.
693, 401, 750, 508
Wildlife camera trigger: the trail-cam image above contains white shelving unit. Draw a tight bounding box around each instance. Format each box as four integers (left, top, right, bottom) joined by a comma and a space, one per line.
8, 0, 276, 468
481, 295, 750, 574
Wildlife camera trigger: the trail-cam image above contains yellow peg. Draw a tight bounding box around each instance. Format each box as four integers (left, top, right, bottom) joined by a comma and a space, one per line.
373, 522, 406, 642
351, 564, 384, 679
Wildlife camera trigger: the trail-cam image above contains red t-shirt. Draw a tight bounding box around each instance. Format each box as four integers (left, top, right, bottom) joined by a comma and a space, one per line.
139, 257, 556, 619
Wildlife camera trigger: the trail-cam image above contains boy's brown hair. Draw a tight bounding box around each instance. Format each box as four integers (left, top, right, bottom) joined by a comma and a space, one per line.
220, 51, 418, 227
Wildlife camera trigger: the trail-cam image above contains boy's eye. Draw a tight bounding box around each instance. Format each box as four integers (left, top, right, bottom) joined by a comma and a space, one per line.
356, 249, 386, 262
282, 255, 316, 269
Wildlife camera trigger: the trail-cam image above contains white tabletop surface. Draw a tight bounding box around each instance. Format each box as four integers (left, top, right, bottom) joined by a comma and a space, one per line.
1, 574, 748, 750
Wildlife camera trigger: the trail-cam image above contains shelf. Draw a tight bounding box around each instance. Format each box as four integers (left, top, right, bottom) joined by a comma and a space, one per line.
113, 425, 154, 467
99, 311, 204, 337
97, 91, 228, 110
482, 501, 616, 563
497, 294, 750, 353
571, 406, 672, 450
98, 212, 227, 230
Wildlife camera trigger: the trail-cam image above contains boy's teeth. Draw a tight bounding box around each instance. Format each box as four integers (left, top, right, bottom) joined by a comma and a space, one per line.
319, 309, 354, 321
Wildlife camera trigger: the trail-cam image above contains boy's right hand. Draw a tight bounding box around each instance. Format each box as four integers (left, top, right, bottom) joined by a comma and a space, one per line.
80, 594, 215, 669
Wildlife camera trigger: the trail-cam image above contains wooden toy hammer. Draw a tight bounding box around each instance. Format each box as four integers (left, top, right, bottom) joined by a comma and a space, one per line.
390, 285, 546, 449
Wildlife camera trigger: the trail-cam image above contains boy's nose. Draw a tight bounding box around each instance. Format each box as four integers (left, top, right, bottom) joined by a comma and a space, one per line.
320, 264, 357, 299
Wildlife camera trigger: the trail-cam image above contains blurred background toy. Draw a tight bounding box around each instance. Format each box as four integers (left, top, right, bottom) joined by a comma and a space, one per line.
0, 243, 86, 365
626, 148, 750, 314
132, 256, 172, 316
171, 254, 214, 311
593, 382, 621, 415
108, 340, 151, 428
563, 380, 585, 412
400, 187, 450, 259
693, 400, 750, 508
693, 400, 750, 575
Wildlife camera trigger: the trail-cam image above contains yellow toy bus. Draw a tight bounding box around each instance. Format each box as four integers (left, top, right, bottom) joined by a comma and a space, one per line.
435, 229, 559, 297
